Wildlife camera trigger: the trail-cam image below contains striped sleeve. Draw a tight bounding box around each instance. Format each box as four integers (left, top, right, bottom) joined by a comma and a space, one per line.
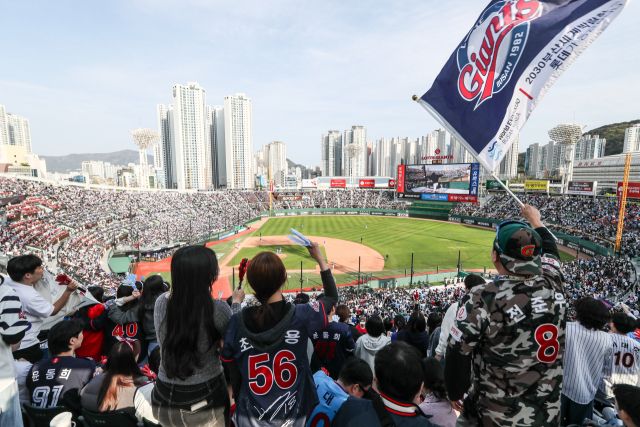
0, 286, 29, 337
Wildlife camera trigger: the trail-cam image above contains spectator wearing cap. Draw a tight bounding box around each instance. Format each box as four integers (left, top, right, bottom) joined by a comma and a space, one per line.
445, 205, 566, 427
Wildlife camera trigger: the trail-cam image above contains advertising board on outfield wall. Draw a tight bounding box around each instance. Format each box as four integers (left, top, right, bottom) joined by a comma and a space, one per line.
270, 209, 410, 218
567, 181, 597, 196
486, 180, 508, 190
617, 182, 640, 199
524, 180, 549, 191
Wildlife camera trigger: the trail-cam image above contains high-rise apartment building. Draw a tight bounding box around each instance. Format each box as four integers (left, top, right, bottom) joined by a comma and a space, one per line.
156, 104, 174, 188
171, 82, 212, 190
499, 135, 519, 178
157, 83, 211, 190
0, 106, 33, 155
0, 105, 9, 146
321, 131, 342, 176
267, 141, 287, 186
343, 126, 367, 177
575, 134, 606, 160
223, 94, 254, 189
623, 124, 640, 153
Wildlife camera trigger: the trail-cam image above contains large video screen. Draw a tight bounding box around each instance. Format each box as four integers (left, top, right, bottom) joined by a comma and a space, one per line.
397, 163, 479, 202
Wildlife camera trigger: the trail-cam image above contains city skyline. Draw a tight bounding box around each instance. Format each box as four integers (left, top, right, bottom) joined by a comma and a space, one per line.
1, 1, 639, 167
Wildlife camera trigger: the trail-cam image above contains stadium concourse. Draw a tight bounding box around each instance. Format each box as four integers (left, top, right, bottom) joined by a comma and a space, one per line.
2, 175, 640, 427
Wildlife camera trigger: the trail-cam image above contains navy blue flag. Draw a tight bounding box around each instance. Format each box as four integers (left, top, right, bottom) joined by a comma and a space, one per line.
419, 0, 629, 172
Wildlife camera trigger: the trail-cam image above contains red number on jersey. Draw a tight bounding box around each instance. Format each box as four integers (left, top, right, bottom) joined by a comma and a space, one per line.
112, 323, 137, 338
112, 324, 124, 338
315, 342, 336, 359
274, 350, 297, 389
310, 412, 330, 427
248, 353, 273, 395
535, 324, 559, 363
248, 351, 298, 395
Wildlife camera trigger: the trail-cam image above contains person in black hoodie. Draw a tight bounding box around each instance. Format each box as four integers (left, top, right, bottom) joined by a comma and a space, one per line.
397, 310, 430, 358
221, 241, 337, 427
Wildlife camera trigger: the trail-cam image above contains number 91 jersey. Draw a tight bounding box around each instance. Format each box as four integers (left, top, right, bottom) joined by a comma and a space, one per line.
222, 301, 328, 427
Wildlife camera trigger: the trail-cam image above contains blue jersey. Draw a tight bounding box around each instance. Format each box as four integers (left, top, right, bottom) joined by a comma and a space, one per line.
311, 322, 355, 380
307, 370, 350, 427
222, 301, 328, 427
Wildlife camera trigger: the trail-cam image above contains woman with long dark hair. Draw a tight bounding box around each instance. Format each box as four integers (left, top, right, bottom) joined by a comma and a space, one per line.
152, 245, 244, 427
221, 242, 338, 427
136, 275, 169, 355
80, 340, 149, 418
396, 310, 430, 358
419, 357, 457, 427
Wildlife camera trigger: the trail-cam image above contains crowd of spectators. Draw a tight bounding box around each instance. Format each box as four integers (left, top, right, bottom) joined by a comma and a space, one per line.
451, 194, 640, 256
3, 178, 640, 427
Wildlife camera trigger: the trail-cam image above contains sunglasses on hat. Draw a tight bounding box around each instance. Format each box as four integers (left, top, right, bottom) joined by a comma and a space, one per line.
494, 220, 530, 254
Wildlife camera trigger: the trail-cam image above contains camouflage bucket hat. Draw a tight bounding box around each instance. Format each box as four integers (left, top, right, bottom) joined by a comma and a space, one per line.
493, 222, 543, 276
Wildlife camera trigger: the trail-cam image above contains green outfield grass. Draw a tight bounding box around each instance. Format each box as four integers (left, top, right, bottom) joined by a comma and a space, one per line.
258, 216, 496, 271
228, 245, 327, 270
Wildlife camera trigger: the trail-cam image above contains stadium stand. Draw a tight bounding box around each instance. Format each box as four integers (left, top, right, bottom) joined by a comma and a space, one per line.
2, 176, 639, 427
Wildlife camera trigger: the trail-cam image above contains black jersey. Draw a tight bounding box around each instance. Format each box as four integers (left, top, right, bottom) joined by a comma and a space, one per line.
26, 356, 97, 413
222, 301, 328, 427
311, 321, 355, 380
104, 317, 147, 361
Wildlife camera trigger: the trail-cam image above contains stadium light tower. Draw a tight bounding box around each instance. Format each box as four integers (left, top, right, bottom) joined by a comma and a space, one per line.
129, 128, 160, 189
344, 143, 363, 187
548, 123, 587, 194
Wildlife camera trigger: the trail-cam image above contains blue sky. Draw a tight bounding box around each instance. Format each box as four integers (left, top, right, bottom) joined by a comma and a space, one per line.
1, 0, 638, 166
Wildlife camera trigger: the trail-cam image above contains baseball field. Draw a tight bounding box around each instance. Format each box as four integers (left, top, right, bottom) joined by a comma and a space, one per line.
138, 215, 576, 295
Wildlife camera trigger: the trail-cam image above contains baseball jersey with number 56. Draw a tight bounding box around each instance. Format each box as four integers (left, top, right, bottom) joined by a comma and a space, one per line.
447, 253, 566, 427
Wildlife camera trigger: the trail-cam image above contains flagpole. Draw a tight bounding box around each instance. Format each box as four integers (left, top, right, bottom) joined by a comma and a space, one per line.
491, 173, 523, 207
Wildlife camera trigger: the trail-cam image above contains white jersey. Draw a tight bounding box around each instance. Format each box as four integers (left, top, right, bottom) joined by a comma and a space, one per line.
562, 322, 612, 404
599, 333, 640, 398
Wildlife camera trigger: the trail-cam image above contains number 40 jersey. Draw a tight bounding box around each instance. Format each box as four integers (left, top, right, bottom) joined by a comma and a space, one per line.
222, 301, 328, 427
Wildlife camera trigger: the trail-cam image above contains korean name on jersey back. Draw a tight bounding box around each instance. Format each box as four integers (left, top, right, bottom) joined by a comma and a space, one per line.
26, 356, 97, 412
222, 302, 328, 427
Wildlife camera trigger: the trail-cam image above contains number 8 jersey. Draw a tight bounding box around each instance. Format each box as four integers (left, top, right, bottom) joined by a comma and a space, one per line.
222, 301, 328, 427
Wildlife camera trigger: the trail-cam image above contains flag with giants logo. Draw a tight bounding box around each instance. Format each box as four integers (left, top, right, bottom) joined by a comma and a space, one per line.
418, 0, 629, 172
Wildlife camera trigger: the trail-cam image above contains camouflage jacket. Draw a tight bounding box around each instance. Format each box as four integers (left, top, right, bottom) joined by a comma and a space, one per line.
447, 253, 566, 427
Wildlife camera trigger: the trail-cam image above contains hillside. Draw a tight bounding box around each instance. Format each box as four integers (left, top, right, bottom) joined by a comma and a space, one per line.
42, 150, 154, 173
588, 119, 640, 156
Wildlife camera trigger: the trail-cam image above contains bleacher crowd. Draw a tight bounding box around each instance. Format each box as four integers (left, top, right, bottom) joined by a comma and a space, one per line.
1, 178, 640, 427
451, 194, 640, 256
